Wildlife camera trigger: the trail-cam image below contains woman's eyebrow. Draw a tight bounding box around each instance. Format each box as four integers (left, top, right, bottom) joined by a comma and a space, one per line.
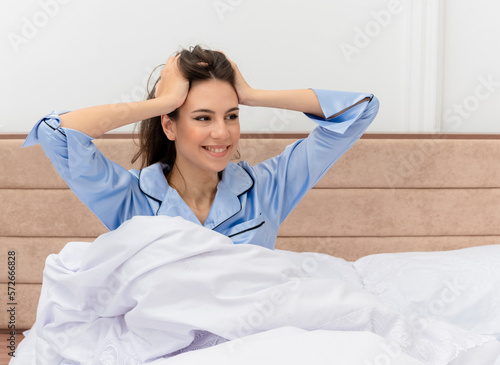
191, 108, 215, 114
191, 107, 239, 114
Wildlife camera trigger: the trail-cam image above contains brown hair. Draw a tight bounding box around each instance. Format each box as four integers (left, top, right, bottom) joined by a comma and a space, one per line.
132, 45, 236, 168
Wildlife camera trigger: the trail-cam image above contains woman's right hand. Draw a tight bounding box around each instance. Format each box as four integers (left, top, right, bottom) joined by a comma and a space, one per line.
58, 55, 189, 138
155, 55, 190, 113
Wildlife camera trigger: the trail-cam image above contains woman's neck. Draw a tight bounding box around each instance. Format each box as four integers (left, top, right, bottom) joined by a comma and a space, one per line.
166, 162, 220, 223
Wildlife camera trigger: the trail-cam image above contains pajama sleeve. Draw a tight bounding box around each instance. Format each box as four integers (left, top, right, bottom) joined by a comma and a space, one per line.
247, 89, 379, 225
22, 112, 154, 230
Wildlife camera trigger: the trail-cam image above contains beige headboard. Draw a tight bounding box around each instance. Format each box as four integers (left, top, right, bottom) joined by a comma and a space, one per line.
2, 133, 500, 330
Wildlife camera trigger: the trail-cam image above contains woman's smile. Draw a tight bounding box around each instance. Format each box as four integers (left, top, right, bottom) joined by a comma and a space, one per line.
202, 145, 230, 157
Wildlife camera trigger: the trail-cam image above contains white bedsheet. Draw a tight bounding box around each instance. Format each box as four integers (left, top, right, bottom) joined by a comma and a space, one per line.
10, 216, 500, 365
153, 326, 426, 365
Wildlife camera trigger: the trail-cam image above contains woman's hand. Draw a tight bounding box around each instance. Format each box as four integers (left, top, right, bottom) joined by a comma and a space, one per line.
223, 55, 324, 116
58, 55, 188, 138
155, 55, 190, 112
224, 55, 254, 106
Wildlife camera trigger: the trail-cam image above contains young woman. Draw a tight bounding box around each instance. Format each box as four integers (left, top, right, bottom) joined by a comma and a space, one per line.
19, 46, 500, 365
23, 45, 379, 248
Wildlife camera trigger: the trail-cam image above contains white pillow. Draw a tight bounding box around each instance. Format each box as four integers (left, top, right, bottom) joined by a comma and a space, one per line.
354, 244, 500, 339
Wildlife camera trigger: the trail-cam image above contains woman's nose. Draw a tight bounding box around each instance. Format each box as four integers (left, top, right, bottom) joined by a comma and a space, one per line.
211, 118, 230, 139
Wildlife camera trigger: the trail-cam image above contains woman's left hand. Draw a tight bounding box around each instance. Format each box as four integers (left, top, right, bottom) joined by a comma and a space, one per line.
221, 52, 254, 105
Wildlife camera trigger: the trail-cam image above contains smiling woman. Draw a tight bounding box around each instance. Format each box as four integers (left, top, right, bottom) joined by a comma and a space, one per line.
161, 79, 240, 224
16, 44, 500, 365
139, 48, 242, 224
22, 44, 378, 244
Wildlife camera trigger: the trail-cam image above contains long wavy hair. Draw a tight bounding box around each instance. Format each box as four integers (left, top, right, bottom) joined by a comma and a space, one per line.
132, 45, 236, 168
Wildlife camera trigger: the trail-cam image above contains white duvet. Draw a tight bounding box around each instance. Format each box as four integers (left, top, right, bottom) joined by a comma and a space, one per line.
10, 216, 500, 365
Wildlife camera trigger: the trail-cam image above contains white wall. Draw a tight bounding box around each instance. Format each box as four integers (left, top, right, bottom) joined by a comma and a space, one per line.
441, 0, 500, 133
1, 0, 499, 133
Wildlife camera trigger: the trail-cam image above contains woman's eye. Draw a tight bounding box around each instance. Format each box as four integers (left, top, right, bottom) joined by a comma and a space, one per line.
226, 114, 239, 121
195, 116, 210, 121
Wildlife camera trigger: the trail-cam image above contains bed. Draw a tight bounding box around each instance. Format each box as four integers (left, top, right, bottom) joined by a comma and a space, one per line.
2, 132, 500, 364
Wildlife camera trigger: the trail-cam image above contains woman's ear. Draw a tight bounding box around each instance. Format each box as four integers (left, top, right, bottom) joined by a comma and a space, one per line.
161, 114, 176, 141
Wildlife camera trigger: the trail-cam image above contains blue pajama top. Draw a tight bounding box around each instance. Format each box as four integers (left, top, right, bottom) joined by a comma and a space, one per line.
23, 89, 379, 249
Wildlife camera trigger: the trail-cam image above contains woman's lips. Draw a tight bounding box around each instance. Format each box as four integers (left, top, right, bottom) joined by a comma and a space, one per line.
203, 145, 230, 157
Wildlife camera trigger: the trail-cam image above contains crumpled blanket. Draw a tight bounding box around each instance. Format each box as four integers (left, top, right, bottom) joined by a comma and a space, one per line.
15, 216, 499, 364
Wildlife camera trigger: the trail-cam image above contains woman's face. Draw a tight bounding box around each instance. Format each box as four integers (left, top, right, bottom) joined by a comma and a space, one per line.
162, 79, 240, 175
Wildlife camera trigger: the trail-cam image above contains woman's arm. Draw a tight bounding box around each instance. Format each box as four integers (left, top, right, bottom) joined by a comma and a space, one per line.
60, 55, 189, 138
250, 90, 379, 226
21, 57, 188, 229
59, 98, 170, 138
242, 89, 324, 117
243, 89, 371, 119
229, 59, 369, 118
